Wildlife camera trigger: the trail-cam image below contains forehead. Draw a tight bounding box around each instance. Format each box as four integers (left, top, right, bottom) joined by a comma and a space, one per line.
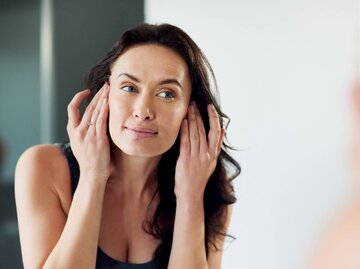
110, 44, 190, 83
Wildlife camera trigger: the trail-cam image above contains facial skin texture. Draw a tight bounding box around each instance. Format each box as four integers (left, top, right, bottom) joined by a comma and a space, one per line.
108, 44, 192, 157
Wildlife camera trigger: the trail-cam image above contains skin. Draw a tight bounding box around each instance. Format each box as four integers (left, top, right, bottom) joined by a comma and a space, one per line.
15, 44, 231, 269
108, 44, 192, 158
306, 81, 360, 269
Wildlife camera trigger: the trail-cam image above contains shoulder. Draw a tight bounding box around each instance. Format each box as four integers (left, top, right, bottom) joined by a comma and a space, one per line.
15, 144, 67, 186
323, 205, 360, 249
307, 205, 360, 269
15, 144, 73, 268
17, 143, 64, 166
15, 143, 72, 213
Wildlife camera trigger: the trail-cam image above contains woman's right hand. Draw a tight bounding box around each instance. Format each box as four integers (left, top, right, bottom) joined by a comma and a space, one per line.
66, 83, 110, 182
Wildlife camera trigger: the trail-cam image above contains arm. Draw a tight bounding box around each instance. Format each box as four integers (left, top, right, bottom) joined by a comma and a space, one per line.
207, 204, 233, 269
169, 200, 233, 269
15, 146, 106, 269
168, 102, 229, 269
15, 84, 110, 269
168, 197, 207, 269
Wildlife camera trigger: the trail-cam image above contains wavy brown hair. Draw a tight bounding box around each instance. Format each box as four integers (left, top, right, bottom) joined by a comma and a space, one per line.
86, 23, 240, 268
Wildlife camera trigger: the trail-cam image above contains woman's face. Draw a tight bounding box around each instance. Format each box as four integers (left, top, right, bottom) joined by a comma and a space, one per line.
108, 44, 192, 157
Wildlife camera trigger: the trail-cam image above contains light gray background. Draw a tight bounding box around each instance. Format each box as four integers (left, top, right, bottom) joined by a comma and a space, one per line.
145, 0, 358, 268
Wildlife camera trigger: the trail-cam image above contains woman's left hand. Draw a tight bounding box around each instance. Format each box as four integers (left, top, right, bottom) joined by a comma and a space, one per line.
174, 102, 225, 201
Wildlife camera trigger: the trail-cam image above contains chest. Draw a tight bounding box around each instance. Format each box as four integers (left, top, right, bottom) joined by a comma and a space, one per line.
98, 192, 161, 264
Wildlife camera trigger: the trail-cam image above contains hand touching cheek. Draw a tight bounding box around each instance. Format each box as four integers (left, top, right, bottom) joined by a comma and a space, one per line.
66, 83, 111, 181
174, 102, 225, 202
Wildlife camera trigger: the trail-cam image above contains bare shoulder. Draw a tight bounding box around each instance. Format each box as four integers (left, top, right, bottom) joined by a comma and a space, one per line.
307, 204, 360, 269
15, 144, 72, 268
16, 144, 66, 177
15, 143, 72, 215
15, 144, 69, 184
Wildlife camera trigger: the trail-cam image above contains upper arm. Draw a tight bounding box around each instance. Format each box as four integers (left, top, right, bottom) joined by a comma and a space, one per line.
207, 204, 234, 269
15, 145, 68, 269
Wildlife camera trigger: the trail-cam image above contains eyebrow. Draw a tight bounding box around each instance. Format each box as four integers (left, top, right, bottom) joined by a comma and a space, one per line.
117, 73, 183, 89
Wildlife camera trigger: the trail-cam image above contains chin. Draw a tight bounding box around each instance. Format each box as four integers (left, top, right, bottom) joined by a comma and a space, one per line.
120, 145, 163, 158
111, 138, 173, 158
109, 129, 178, 157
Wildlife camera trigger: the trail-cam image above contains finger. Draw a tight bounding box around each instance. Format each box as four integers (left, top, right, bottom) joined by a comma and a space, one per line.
96, 93, 109, 136
90, 85, 109, 131
179, 118, 190, 156
80, 83, 108, 129
216, 128, 225, 155
194, 104, 208, 154
94, 86, 109, 134
67, 89, 91, 129
188, 103, 200, 155
207, 104, 221, 155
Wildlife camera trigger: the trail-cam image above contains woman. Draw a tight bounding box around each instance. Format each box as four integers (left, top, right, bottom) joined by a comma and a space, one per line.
15, 23, 240, 269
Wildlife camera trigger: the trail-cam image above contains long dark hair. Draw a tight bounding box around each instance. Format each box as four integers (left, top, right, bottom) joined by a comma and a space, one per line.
86, 23, 241, 268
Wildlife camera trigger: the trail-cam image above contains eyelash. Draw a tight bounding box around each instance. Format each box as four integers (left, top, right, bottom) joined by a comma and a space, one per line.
120, 85, 176, 100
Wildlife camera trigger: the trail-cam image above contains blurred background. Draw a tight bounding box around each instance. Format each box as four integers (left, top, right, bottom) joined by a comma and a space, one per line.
0, 0, 358, 268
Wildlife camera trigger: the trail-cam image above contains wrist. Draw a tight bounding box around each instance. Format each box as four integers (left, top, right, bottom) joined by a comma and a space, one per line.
80, 169, 109, 183
73, 175, 107, 209
175, 184, 205, 203
175, 197, 205, 219
175, 192, 204, 205
78, 173, 108, 192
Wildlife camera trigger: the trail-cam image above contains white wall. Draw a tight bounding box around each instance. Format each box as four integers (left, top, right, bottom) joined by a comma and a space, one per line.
145, 1, 358, 268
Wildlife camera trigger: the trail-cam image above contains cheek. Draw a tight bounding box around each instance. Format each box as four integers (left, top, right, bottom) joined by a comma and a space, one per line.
163, 104, 188, 133
109, 98, 119, 116
108, 96, 129, 127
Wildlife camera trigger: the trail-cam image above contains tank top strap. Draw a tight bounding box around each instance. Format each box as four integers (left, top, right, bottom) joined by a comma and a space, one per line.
57, 142, 80, 196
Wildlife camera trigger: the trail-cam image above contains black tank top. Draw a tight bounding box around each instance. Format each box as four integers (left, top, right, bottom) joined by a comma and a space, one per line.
57, 142, 160, 269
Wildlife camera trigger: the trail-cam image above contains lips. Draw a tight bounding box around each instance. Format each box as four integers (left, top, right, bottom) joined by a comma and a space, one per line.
125, 126, 158, 138
125, 126, 158, 134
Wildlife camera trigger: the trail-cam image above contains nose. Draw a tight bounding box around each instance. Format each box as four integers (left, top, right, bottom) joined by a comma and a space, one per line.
132, 94, 155, 121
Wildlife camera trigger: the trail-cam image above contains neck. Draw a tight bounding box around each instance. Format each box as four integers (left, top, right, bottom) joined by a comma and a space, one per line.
108, 143, 161, 199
